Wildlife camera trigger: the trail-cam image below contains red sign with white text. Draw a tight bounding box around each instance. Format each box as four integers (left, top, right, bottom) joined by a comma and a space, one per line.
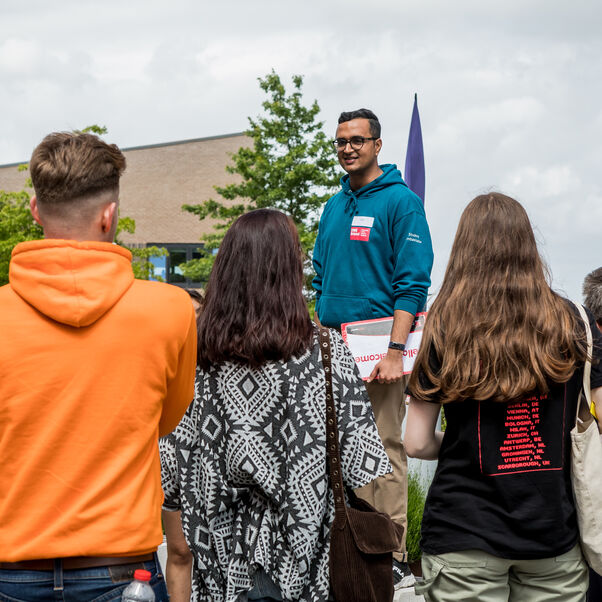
350, 227, 371, 241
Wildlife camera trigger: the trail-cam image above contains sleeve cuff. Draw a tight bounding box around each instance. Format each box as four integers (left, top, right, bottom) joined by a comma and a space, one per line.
394, 297, 421, 315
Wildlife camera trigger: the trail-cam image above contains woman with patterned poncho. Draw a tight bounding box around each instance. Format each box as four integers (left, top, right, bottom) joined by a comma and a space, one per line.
160, 209, 391, 602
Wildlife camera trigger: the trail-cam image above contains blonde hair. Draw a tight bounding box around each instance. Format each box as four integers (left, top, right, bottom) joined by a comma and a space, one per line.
409, 193, 585, 404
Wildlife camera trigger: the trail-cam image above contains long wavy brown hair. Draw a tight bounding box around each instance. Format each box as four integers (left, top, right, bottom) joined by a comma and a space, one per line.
409, 193, 586, 404
197, 209, 313, 369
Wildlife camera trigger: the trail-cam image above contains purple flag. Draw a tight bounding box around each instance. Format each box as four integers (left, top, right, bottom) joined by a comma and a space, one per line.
404, 93, 425, 203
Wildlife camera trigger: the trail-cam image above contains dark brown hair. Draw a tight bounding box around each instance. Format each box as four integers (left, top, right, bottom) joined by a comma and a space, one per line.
184, 288, 204, 307
197, 209, 313, 369
409, 192, 586, 404
30, 132, 126, 207
338, 108, 381, 138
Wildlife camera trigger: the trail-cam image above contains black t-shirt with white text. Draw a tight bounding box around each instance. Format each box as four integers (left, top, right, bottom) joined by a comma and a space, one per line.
413, 306, 602, 559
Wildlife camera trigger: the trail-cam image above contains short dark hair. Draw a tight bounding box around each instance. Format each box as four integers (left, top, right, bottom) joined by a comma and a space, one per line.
338, 109, 381, 138
30, 132, 126, 207
184, 288, 203, 306
197, 209, 313, 369
583, 267, 602, 325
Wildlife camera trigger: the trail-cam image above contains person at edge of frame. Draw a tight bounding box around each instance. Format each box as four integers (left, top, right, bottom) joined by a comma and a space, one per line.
0, 132, 197, 602
584, 266, 602, 602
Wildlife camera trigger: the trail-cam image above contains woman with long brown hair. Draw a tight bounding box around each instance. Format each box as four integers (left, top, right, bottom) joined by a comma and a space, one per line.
160, 209, 390, 602
405, 193, 602, 601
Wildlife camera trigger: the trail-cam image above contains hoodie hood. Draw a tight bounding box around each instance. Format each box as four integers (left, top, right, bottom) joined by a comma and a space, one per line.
9, 239, 134, 327
341, 163, 406, 215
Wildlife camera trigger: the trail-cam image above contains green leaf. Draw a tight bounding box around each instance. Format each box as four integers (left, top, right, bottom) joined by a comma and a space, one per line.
80, 125, 108, 135
128, 245, 168, 281
0, 190, 43, 285
180, 69, 338, 294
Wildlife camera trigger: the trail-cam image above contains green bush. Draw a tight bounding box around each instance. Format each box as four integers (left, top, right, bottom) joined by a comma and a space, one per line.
406, 470, 426, 563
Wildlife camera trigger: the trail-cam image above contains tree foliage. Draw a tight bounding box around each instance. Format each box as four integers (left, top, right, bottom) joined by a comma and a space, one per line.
181, 70, 339, 284
81, 125, 108, 135
114, 215, 167, 281
0, 190, 43, 284
0, 125, 165, 285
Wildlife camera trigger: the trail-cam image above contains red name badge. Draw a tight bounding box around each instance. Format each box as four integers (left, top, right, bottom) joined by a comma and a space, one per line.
350, 226, 371, 241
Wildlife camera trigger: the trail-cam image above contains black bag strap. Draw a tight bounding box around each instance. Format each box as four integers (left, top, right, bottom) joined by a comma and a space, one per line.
319, 326, 348, 528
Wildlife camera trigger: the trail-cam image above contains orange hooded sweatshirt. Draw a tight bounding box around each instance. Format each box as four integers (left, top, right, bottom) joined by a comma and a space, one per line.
0, 240, 197, 561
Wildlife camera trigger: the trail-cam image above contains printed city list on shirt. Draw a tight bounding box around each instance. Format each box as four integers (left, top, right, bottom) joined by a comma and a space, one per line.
341, 313, 426, 380
478, 388, 566, 477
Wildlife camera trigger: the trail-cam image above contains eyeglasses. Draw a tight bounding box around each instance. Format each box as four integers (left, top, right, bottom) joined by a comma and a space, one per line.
332, 136, 378, 151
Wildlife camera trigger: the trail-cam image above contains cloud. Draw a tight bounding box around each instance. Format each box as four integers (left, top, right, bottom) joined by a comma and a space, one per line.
0, 38, 39, 73
504, 164, 581, 199
0, 37, 93, 88
1, 0, 601, 301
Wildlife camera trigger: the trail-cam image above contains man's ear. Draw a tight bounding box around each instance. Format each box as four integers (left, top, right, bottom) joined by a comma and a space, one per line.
375, 138, 382, 156
100, 202, 118, 235
30, 196, 43, 226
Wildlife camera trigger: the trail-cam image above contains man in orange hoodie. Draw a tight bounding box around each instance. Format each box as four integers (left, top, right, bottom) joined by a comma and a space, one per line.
0, 133, 197, 601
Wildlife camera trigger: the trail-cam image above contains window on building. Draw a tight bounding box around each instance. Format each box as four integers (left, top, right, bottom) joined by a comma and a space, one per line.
147, 243, 204, 287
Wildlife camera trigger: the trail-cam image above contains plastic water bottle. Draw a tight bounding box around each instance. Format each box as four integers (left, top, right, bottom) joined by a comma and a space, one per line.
121, 569, 156, 601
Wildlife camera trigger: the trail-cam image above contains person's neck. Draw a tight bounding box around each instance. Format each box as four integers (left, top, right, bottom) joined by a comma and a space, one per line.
348, 164, 383, 191
43, 229, 113, 243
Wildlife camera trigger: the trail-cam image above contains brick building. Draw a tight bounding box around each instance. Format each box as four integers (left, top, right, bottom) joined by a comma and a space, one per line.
0, 132, 248, 287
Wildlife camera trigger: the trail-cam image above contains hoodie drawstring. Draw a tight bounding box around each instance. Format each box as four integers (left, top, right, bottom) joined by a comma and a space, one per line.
344, 188, 359, 216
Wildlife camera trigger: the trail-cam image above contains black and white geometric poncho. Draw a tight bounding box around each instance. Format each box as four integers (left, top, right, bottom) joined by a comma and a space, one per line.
160, 328, 391, 602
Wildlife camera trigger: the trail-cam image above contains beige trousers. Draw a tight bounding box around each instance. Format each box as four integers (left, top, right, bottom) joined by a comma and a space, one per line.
417, 545, 587, 602
355, 379, 408, 562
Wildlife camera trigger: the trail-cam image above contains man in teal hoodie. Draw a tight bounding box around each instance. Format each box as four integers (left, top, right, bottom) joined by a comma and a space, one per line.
313, 109, 433, 589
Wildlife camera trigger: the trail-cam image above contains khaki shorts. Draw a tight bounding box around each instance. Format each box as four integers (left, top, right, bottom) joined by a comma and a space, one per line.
416, 544, 588, 602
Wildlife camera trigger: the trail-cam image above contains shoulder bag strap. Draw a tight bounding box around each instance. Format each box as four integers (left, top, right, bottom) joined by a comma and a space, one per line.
575, 303, 593, 424
319, 326, 348, 528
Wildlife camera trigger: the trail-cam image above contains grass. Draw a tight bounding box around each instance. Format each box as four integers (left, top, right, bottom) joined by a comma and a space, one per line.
406, 470, 427, 563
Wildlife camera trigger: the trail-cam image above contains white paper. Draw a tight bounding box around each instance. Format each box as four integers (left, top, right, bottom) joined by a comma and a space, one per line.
351, 215, 375, 228
341, 314, 426, 380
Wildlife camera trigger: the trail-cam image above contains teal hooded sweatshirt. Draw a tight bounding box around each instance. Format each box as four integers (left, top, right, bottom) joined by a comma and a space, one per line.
312, 164, 433, 329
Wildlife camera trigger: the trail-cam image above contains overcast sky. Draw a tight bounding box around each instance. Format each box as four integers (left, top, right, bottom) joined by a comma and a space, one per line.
1, 0, 600, 301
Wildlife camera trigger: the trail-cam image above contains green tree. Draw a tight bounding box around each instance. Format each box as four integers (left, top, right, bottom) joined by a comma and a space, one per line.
0, 125, 165, 284
81, 124, 109, 136
0, 189, 43, 284
180, 70, 340, 285
115, 215, 166, 281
